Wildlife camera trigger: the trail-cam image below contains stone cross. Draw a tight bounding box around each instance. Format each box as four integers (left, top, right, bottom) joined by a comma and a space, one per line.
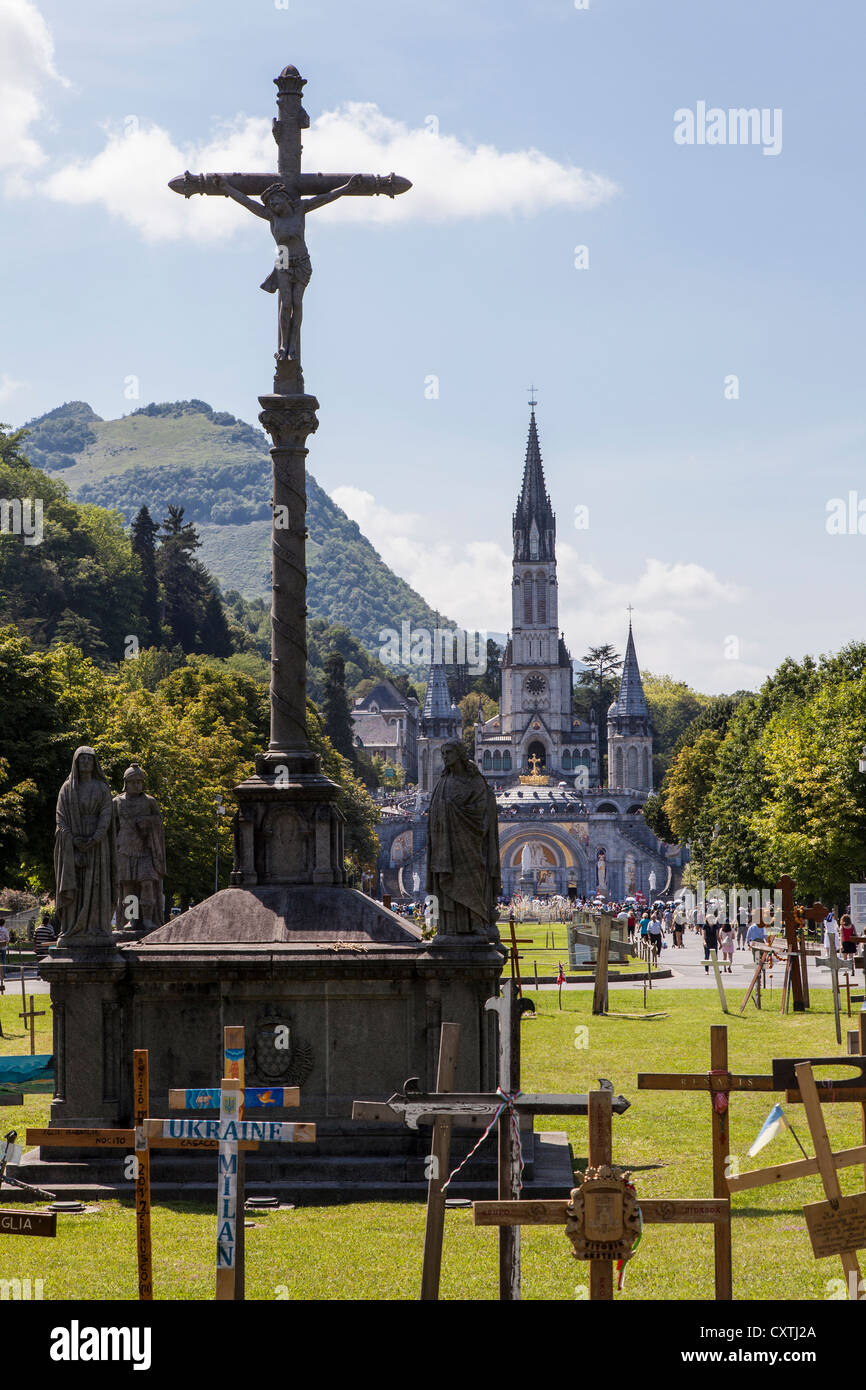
168, 66, 411, 842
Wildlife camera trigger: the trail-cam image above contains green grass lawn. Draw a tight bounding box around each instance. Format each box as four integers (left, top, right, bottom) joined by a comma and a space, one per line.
501, 919, 642, 977
0, 984, 863, 1299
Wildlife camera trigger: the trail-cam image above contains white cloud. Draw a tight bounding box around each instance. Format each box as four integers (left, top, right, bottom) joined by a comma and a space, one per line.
330, 486, 762, 694
42, 116, 273, 243
0, 0, 65, 184
35, 103, 616, 241
0, 374, 26, 407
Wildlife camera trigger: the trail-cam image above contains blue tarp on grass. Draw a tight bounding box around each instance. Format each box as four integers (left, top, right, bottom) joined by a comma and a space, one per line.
0, 1055, 54, 1091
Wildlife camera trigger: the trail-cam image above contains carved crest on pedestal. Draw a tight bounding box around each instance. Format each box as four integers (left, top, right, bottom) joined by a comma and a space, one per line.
565, 1163, 641, 1262
253, 1009, 314, 1085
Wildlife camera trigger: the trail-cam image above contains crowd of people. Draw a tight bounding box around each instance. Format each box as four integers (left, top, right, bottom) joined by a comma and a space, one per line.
620, 902, 864, 973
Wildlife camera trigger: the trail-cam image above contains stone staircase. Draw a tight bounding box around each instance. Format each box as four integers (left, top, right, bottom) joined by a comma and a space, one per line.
9, 1123, 575, 1204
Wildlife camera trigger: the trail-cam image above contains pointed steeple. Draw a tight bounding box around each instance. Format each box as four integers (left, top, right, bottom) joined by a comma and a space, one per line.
422, 662, 456, 722
610, 620, 648, 719
513, 404, 556, 561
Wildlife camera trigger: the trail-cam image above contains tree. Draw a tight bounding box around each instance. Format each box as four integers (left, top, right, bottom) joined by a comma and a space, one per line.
641, 792, 673, 843
321, 650, 356, 762
642, 673, 708, 784
156, 507, 231, 656
0, 425, 143, 661
749, 681, 866, 903
575, 644, 622, 722
130, 506, 162, 646
662, 728, 724, 847
458, 691, 497, 756
306, 699, 380, 877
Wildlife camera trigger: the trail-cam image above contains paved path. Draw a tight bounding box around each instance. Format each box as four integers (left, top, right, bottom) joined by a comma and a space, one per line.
537, 925, 841, 995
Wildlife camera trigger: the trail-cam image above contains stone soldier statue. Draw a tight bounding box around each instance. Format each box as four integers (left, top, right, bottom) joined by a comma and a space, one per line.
427, 741, 502, 942
54, 746, 117, 940
113, 764, 167, 932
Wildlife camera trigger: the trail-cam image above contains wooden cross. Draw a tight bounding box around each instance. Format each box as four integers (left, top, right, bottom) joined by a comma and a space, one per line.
506, 912, 532, 996
133, 1050, 152, 1300
739, 938, 784, 1014
777, 875, 807, 1012
637, 1025, 776, 1299
592, 915, 611, 1016
474, 1087, 729, 1300
18, 996, 45, 1056
353, 981, 630, 1301
163, 1028, 303, 1302
726, 1051, 866, 1300
797, 1061, 866, 1297
144, 1024, 316, 1301
420, 1021, 460, 1301
820, 937, 848, 1044
28, 1046, 262, 1300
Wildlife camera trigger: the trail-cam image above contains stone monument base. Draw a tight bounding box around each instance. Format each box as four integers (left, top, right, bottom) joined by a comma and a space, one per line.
37, 886, 504, 1132
10, 1123, 573, 1203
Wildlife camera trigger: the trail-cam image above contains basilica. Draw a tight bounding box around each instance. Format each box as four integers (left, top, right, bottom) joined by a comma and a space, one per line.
374, 405, 686, 904
473, 404, 653, 794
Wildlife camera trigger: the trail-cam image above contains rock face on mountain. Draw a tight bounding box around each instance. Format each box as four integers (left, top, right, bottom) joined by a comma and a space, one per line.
24, 398, 445, 653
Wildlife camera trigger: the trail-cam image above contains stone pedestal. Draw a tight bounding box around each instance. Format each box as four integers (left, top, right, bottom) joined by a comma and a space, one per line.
31, 370, 506, 1193
38, 942, 126, 1129
37, 890, 502, 1130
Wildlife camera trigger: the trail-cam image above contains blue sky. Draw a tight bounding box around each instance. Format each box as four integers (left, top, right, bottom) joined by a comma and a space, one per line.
2, 0, 865, 693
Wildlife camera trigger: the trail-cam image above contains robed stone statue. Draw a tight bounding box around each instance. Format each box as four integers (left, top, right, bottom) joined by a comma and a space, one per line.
427, 742, 502, 942
54, 746, 118, 940
114, 764, 166, 932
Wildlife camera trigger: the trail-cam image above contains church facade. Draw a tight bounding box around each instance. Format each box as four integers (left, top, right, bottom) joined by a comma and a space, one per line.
474, 407, 601, 786
374, 405, 685, 905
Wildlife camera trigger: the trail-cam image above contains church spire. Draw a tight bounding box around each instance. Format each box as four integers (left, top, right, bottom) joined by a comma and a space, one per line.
422, 661, 456, 722
513, 403, 556, 561
611, 619, 648, 720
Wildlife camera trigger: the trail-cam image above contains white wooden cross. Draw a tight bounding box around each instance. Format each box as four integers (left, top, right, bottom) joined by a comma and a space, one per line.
144, 1024, 316, 1300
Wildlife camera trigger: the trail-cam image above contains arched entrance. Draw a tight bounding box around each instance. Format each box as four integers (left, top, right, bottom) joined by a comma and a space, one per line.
527, 740, 546, 771
499, 827, 588, 900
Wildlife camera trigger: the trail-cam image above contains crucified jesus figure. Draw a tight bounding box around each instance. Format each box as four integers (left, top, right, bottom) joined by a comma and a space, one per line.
213, 173, 364, 363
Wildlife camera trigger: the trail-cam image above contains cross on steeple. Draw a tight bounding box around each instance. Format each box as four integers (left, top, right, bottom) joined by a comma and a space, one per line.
527, 384, 539, 409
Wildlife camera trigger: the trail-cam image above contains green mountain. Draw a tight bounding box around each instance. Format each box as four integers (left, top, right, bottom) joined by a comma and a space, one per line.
22, 399, 446, 654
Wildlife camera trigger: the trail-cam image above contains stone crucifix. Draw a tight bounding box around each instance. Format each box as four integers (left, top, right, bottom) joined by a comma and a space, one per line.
169, 65, 411, 390
168, 66, 411, 824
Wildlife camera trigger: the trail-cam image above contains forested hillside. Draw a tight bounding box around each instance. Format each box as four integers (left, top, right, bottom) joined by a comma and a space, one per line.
23, 399, 448, 652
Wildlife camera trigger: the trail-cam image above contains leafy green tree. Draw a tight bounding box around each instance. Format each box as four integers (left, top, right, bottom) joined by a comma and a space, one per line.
0, 425, 143, 660
662, 729, 724, 846
750, 681, 866, 902
641, 792, 673, 842
642, 673, 708, 783
458, 691, 497, 756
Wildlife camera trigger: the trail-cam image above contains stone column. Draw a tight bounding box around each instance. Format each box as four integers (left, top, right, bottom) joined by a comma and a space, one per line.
257, 391, 320, 777
229, 385, 347, 888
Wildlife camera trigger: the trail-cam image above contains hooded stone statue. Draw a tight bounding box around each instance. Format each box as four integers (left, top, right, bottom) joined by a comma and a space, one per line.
54, 746, 118, 939
427, 741, 502, 939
